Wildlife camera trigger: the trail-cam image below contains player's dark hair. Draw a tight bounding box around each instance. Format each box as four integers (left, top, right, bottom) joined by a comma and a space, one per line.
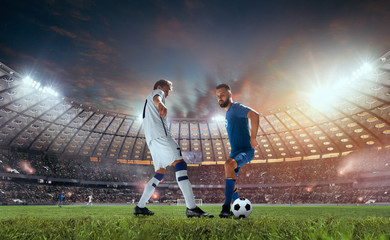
154, 79, 172, 90
216, 83, 231, 91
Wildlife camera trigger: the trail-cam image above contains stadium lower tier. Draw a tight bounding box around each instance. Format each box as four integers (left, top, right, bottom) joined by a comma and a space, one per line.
1, 147, 390, 186
1, 179, 389, 205
1, 147, 390, 205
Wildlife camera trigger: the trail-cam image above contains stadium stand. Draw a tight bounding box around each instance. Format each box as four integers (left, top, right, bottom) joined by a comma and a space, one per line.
0, 51, 390, 205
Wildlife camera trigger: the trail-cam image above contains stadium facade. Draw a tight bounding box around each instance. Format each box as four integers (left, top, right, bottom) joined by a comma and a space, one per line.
0, 52, 389, 165
0, 51, 390, 205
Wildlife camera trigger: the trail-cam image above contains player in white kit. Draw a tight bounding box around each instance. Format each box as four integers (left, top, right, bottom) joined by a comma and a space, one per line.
133, 79, 213, 218
87, 195, 93, 206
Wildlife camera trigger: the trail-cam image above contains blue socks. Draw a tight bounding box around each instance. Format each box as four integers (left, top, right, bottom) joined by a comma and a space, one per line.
232, 186, 239, 202
224, 178, 236, 206
231, 167, 240, 203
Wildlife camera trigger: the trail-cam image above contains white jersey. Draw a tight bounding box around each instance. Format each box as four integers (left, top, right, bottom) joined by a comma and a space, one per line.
88, 196, 93, 202
143, 89, 170, 145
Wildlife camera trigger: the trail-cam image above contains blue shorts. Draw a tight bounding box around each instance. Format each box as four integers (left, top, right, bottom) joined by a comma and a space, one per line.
231, 148, 254, 175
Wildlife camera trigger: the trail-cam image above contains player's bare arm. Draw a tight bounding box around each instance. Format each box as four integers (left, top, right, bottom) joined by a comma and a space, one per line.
153, 95, 167, 117
247, 109, 259, 148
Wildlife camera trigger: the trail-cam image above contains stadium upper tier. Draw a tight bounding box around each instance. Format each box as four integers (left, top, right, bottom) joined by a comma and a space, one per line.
0, 52, 390, 164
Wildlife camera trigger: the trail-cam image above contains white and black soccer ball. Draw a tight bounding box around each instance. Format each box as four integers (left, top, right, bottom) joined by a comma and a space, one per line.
232, 197, 252, 218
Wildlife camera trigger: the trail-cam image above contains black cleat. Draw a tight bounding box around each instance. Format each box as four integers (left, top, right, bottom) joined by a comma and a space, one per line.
186, 206, 214, 218
219, 204, 232, 218
133, 206, 154, 216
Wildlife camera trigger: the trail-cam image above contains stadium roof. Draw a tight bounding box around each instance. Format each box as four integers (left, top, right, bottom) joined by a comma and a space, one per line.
0, 51, 390, 164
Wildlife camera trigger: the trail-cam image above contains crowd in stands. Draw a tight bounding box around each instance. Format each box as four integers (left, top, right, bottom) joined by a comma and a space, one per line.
1, 147, 390, 205
193, 185, 390, 205
1, 180, 389, 205
0, 181, 141, 204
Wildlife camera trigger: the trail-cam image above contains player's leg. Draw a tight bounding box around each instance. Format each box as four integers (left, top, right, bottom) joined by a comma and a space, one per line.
173, 159, 213, 218
166, 136, 212, 217
173, 160, 195, 209
232, 185, 239, 202
137, 168, 165, 207
225, 149, 255, 217
231, 166, 241, 202
134, 168, 165, 216
220, 149, 254, 218
219, 158, 237, 218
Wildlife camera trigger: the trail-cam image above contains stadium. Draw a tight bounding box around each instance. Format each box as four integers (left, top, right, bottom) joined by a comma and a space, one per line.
1, 50, 390, 238
2, 0, 390, 238
1, 50, 390, 205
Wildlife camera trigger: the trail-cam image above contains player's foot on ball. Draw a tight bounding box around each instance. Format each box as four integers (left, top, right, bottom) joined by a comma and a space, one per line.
133, 206, 154, 216
219, 204, 232, 218
186, 206, 214, 218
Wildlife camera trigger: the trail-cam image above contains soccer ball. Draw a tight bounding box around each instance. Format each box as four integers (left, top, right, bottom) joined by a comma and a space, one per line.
232, 197, 252, 218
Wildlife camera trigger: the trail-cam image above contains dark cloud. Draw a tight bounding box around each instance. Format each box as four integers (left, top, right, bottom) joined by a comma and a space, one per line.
49, 26, 78, 39
1, 0, 390, 118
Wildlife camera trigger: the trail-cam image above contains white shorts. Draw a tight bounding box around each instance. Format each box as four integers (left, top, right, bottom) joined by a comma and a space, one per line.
148, 135, 183, 171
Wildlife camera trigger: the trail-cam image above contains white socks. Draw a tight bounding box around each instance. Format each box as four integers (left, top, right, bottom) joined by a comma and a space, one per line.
176, 169, 196, 209
137, 164, 196, 210
137, 176, 160, 208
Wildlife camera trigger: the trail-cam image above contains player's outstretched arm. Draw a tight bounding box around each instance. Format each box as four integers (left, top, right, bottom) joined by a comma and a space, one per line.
247, 109, 259, 148
153, 95, 167, 117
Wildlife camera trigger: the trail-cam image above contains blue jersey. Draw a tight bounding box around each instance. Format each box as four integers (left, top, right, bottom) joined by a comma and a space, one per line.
225, 102, 253, 158
59, 193, 65, 201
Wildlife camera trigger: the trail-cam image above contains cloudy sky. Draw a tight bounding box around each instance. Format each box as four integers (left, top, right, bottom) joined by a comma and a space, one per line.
1, 0, 389, 118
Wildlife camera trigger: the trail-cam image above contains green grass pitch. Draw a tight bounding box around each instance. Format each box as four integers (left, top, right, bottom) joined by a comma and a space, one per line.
1, 204, 390, 239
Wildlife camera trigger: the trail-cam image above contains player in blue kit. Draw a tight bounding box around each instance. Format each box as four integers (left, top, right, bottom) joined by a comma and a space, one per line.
58, 191, 65, 208
215, 83, 259, 218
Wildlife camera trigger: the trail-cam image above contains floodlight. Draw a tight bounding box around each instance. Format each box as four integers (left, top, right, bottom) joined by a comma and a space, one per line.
23, 76, 33, 86
49, 88, 59, 96
360, 62, 373, 75
353, 62, 373, 78
212, 115, 225, 122
32, 81, 40, 89
22, 75, 60, 96
309, 86, 338, 110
